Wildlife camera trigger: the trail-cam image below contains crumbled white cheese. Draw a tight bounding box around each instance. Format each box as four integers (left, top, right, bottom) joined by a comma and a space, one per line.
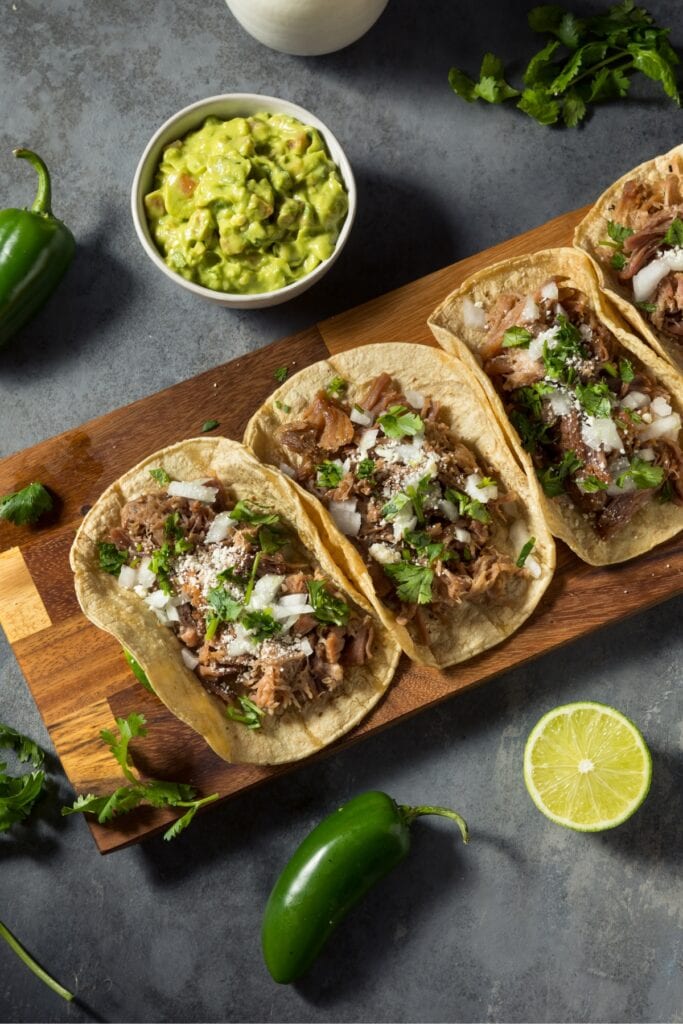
369, 542, 401, 565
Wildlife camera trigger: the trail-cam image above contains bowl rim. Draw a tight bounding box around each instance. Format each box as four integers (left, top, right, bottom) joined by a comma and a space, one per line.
130, 92, 357, 305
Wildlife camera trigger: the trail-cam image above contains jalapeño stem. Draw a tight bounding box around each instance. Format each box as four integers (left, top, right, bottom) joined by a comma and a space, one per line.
400, 803, 470, 844
13, 148, 52, 215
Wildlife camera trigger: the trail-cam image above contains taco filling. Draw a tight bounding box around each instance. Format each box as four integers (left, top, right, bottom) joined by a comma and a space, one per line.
97, 479, 374, 720
469, 278, 683, 537
599, 156, 683, 343
273, 373, 538, 642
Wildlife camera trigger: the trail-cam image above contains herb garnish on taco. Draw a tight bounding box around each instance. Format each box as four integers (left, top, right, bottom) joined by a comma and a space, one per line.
244, 343, 554, 666
429, 248, 683, 565
70, 438, 399, 765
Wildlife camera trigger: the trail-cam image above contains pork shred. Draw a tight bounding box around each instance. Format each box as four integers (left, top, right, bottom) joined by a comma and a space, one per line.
275, 373, 526, 635
605, 156, 683, 343
107, 489, 373, 718
479, 283, 683, 538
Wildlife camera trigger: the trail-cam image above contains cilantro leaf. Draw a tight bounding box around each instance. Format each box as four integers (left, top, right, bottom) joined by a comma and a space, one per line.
664, 218, 683, 246
149, 544, 174, 595
404, 474, 435, 526
502, 326, 533, 349
205, 586, 242, 641
258, 524, 286, 554
326, 375, 347, 397
162, 793, 219, 840
149, 467, 172, 487
0, 724, 47, 832
100, 713, 147, 784
377, 405, 424, 439
562, 89, 587, 126
229, 500, 279, 526
307, 579, 350, 626
611, 251, 628, 271
580, 475, 609, 493
448, 55, 519, 104
0, 724, 44, 768
517, 86, 561, 124
617, 457, 665, 490
98, 541, 128, 576
619, 358, 636, 382
201, 419, 219, 433
316, 460, 344, 489
575, 380, 612, 418
444, 488, 492, 524
0, 482, 53, 526
241, 609, 282, 642
275, 400, 291, 413
524, 39, 561, 86
536, 450, 583, 496
225, 696, 265, 731
274, 366, 289, 384
356, 458, 375, 480
383, 560, 434, 605
381, 491, 412, 520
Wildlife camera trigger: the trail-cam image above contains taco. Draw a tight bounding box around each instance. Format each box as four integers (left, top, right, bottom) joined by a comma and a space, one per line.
70, 437, 400, 765
428, 247, 683, 565
243, 343, 555, 667
574, 143, 683, 371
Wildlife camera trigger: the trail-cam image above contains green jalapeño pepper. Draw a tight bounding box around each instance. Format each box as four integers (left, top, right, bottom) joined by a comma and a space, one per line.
0, 149, 75, 348
261, 790, 469, 984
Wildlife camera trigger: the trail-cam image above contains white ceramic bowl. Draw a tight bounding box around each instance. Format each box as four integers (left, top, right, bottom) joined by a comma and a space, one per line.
225, 0, 389, 56
131, 94, 356, 309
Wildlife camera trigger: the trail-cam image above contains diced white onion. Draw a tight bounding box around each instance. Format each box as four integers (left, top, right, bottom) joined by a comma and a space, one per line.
350, 405, 373, 426
342, 457, 351, 474
638, 412, 681, 441
329, 499, 362, 537
454, 527, 472, 544
651, 396, 673, 417
582, 416, 623, 453
521, 295, 539, 323
464, 472, 498, 502
438, 498, 459, 522
620, 391, 650, 410
548, 389, 574, 417
167, 480, 218, 504
509, 518, 529, 553
297, 638, 314, 658
278, 461, 296, 479
369, 542, 401, 565
278, 593, 312, 608
375, 436, 425, 465
392, 512, 417, 542
525, 555, 542, 579
248, 574, 282, 610
146, 589, 171, 609
528, 325, 560, 362
541, 281, 559, 301
181, 647, 199, 670
638, 447, 656, 461
554, 303, 567, 318
205, 511, 233, 544
404, 389, 425, 410
153, 607, 169, 624
462, 296, 486, 329
166, 604, 180, 622
273, 601, 314, 620
118, 565, 138, 590
632, 248, 683, 303
358, 428, 379, 453
137, 556, 156, 590
226, 623, 257, 656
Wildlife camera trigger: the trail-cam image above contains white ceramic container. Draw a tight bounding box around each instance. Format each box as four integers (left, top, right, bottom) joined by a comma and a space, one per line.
225, 0, 389, 56
131, 94, 356, 310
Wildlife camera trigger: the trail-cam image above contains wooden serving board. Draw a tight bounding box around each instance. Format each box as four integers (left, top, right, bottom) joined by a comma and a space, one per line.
2, 206, 682, 854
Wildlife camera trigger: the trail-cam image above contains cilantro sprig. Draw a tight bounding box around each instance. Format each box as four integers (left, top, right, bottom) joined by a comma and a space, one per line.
0, 482, 53, 526
61, 714, 219, 841
226, 696, 265, 730
616, 457, 665, 490
307, 579, 350, 626
536, 450, 584, 496
383, 560, 434, 605
377, 405, 424, 439
0, 724, 46, 833
449, 2, 681, 128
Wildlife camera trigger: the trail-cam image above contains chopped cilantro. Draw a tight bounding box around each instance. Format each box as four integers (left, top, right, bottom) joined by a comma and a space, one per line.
381, 491, 412, 520
444, 488, 492, 524
636, 301, 657, 313
316, 460, 344, 490
356, 458, 375, 480
601, 361, 618, 378
541, 316, 585, 384
658, 479, 674, 503
664, 218, 683, 247
619, 358, 635, 383
258, 524, 287, 554
509, 409, 551, 454
603, 221, 634, 249
149, 467, 172, 487
536, 450, 583, 497
201, 419, 219, 433
307, 579, 350, 626
241, 609, 282, 642
502, 326, 533, 349
477, 476, 497, 488
383, 560, 434, 605
404, 474, 434, 525
226, 696, 265, 730
575, 380, 612, 418
274, 366, 289, 384
611, 251, 628, 271
149, 544, 173, 594
377, 405, 424, 439
580, 475, 609, 493
0, 482, 53, 526
275, 400, 291, 413
514, 381, 555, 418
404, 530, 449, 564
205, 586, 242, 641
229, 500, 279, 526
326, 375, 347, 397
516, 537, 536, 568
98, 541, 128, 576
616, 458, 665, 490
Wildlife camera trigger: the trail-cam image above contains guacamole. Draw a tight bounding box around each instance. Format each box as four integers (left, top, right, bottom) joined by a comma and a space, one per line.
144, 113, 349, 295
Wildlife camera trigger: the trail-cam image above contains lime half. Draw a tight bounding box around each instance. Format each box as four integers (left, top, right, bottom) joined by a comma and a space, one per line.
523, 701, 652, 832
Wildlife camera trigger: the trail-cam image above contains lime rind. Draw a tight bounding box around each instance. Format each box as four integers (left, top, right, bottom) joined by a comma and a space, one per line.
523, 701, 652, 832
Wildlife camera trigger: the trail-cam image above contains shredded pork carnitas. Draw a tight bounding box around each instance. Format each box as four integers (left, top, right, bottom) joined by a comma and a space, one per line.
477, 280, 683, 537
103, 484, 374, 718
604, 154, 683, 341
275, 373, 534, 639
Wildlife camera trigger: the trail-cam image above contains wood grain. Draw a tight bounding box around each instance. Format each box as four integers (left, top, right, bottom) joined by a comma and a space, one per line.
1, 211, 682, 854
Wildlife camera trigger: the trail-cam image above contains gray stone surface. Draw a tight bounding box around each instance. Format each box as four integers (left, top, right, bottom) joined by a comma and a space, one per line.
0, 1, 681, 1021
